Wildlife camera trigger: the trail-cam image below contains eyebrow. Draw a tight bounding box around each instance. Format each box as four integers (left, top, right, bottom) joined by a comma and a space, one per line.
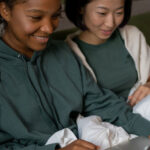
96, 6, 124, 10
25, 6, 62, 14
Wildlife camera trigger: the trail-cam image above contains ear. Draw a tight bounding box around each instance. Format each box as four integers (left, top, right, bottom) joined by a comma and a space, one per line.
0, 2, 11, 22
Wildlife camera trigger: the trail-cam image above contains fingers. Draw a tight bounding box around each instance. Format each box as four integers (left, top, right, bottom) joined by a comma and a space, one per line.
73, 139, 99, 150
128, 90, 141, 106
59, 139, 100, 150
128, 85, 150, 106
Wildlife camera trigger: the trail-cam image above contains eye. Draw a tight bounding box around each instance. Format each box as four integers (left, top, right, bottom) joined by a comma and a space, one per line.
52, 11, 62, 19
97, 12, 107, 16
29, 16, 42, 20
116, 11, 124, 15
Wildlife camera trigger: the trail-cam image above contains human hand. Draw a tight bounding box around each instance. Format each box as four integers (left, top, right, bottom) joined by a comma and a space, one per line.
56, 139, 100, 150
128, 83, 150, 106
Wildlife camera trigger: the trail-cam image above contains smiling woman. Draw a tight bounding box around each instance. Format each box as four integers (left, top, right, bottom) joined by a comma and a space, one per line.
0, 0, 61, 58
0, 0, 104, 149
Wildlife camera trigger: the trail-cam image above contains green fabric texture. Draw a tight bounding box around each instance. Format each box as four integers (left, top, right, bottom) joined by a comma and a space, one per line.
73, 30, 138, 99
1, 39, 150, 149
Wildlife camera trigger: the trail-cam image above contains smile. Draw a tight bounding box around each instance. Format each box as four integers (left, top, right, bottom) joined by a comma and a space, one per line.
101, 29, 113, 36
32, 35, 49, 43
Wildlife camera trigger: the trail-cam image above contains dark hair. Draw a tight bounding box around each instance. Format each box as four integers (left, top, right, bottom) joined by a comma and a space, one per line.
0, 0, 27, 36
0, 0, 26, 7
65, 0, 132, 30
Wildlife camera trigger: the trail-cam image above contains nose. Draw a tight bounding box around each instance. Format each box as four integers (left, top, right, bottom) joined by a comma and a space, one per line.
40, 18, 58, 34
104, 14, 115, 28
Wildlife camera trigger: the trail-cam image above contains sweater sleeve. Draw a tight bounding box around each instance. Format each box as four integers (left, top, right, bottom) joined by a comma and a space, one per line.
80, 61, 150, 136
0, 142, 59, 150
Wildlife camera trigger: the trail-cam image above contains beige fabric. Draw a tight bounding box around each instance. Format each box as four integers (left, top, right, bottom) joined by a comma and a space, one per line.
65, 30, 97, 82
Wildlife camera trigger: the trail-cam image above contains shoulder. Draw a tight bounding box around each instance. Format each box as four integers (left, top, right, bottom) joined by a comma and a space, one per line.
120, 25, 139, 31
47, 39, 71, 53
42, 40, 86, 90
43, 39, 83, 70
119, 25, 148, 48
119, 25, 144, 38
44, 39, 76, 60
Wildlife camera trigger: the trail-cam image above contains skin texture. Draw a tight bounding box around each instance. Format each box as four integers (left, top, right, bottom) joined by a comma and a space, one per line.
0, 0, 61, 58
57, 140, 99, 150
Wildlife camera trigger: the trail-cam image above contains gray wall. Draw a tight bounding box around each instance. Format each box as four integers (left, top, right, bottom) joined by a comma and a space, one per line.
57, 0, 150, 31
132, 0, 150, 15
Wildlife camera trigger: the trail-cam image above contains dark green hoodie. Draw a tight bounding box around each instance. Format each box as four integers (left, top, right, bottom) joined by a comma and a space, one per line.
0, 39, 150, 150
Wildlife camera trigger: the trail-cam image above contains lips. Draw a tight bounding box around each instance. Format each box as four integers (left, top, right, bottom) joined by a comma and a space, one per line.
32, 35, 49, 44
101, 29, 113, 36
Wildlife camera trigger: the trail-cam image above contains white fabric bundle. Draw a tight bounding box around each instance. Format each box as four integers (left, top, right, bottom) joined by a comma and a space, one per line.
77, 115, 136, 150
45, 114, 137, 150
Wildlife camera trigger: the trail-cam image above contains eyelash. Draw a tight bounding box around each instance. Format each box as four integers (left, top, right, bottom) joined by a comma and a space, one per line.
97, 12, 124, 16
97, 12, 107, 16
30, 16, 42, 20
116, 12, 124, 15
29, 12, 62, 21
52, 12, 62, 19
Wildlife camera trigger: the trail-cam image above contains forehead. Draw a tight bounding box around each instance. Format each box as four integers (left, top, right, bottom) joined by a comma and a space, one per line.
15, 0, 61, 12
88, 0, 124, 9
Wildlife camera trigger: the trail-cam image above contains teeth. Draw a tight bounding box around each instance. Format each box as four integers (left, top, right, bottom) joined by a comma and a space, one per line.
34, 36, 48, 39
33, 35, 49, 43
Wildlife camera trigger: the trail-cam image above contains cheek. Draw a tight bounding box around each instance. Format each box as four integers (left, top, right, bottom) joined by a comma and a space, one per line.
21, 23, 39, 35
116, 16, 124, 26
10, 16, 38, 35
84, 13, 102, 28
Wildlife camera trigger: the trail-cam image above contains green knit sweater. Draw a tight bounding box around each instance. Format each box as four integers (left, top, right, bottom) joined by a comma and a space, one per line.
73, 30, 138, 99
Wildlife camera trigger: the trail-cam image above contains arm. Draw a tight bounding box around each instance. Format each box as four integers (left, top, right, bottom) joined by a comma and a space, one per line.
0, 141, 58, 150
0, 138, 98, 150
80, 64, 150, 137
0, 93, 59, 150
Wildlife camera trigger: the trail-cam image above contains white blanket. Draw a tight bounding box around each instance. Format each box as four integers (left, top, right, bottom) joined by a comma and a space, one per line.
45, 114, 137, 150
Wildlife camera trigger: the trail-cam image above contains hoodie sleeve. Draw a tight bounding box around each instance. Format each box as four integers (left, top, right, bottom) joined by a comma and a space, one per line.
79, 60, 150, 136
0, 141, 59, 150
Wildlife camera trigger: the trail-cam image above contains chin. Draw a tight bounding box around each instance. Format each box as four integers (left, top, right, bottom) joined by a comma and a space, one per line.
31, 44, 47, 52
34, 48, 46, 52
101, 35, 111, 40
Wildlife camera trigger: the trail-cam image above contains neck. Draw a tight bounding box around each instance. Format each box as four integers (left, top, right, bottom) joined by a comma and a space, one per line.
79, 31, 106, 45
